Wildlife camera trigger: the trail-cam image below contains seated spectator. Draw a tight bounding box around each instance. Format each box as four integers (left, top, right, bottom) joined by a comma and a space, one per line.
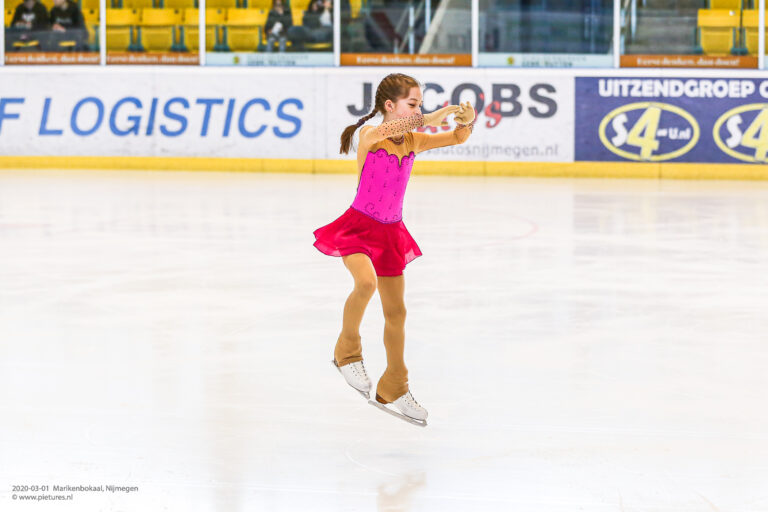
11, 0, 49, 30
47, 0, 87, 50
287, 0, 332, 52
265, 0, 293, 53
7, 0, 49, 50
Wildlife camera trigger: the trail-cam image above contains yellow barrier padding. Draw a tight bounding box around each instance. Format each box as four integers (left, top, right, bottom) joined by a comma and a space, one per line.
1, 156, 768, 180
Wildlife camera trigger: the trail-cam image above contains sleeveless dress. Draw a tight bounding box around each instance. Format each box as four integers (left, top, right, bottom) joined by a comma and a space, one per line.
313, 124, 473, 277
313, 137, 422, 277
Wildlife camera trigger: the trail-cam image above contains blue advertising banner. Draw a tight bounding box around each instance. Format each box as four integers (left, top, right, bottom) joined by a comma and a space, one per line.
575, 77, 768, 164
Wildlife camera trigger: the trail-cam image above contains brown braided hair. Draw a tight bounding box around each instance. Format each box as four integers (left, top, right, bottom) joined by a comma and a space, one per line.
339, 73, 421, 154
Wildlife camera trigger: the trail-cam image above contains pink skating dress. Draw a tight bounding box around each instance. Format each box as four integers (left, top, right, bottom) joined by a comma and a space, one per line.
313, 123, 473, 277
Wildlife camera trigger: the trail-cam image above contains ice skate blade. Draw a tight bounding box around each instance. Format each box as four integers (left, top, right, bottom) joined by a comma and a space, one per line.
331, 360, 370, 400
368, 400, 427, 428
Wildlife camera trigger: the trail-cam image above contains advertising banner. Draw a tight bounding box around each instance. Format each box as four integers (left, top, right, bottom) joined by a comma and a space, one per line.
339, 54, 472, 66
576, 77, 768, 164
326, 70, 573, 163
0, 69, 315, 158
0, 69, 574, 163
620, 56, 758, 69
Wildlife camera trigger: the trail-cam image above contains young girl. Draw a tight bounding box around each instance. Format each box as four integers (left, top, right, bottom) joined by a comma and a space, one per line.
312, 73, 476, 427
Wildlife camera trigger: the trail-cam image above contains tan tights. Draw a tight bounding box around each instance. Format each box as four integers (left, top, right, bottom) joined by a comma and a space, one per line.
334, 253, 408, 403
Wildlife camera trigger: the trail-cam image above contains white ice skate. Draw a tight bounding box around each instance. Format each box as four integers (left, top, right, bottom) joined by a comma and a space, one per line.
332, 359, 371, 399
368, 390, 428, 428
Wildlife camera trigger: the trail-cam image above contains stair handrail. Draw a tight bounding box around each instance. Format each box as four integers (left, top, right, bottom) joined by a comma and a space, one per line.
393, 0, 426, 53
622, 0, 637, 43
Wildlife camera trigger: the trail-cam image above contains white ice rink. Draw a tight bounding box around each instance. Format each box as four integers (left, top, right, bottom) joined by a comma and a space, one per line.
1, 169, 767, 512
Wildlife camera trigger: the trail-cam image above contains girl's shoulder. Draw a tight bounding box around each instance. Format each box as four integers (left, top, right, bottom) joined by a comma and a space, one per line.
358, 131, 415, 156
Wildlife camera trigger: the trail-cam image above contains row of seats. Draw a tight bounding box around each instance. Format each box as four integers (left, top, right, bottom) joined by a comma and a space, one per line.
6, 1, 347, 52
6, 0, 311, 13
8, 0, 194, 10
109, 0, 311, 9
105, 7, 320, 52
698, 9, 767, 55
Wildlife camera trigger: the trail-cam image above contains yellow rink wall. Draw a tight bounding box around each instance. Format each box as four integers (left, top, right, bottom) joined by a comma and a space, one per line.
1, 156, 768, 180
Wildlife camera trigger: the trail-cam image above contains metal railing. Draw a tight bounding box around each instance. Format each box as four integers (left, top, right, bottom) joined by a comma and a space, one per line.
391, 0, 431, 54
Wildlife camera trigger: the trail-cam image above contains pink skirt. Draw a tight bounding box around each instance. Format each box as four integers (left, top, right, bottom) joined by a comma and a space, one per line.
313, 206, 422, 276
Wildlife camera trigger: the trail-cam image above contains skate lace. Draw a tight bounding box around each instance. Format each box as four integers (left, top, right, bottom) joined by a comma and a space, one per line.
353, 362, 369, 381
405, 392, 421, 409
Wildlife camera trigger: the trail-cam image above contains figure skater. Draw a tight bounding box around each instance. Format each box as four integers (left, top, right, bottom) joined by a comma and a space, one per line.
312, 72, 476, 427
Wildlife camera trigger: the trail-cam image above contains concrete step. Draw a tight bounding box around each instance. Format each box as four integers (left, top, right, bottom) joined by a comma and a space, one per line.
633, 26, 697, 45
634, 11, 697, 38
626, 6, 700, 53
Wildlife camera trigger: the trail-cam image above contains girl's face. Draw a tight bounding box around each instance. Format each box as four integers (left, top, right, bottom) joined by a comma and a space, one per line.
384, 86, 423, 119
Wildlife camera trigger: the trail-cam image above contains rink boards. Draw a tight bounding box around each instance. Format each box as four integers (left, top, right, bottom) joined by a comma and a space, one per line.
1, 67, 767, 179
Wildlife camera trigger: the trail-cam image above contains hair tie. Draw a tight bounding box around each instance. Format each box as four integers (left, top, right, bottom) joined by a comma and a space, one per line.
356, 119, 364, 127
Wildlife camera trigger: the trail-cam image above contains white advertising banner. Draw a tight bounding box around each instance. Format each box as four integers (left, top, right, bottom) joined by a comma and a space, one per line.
0, 68, 573, 162
0, 68, 320, 159
327, 70, 574, 163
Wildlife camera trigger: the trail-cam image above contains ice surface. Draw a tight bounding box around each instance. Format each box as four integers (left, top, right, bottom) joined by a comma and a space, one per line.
1, 169, 766, 511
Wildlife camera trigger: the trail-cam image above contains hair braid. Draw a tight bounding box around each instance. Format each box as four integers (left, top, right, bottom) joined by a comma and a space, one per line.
356, 110, 377, 127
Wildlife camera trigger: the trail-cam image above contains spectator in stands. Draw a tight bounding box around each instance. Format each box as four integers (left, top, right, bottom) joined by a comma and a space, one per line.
7, 0, 49, 50
47, 0, 87, 50
287, 0, 332, 52
10, 0, 49, 30
265, 0, 293, 53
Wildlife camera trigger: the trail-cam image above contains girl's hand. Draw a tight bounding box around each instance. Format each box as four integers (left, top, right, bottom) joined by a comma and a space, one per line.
422, 105, 462, 128
454, 101, 475, 125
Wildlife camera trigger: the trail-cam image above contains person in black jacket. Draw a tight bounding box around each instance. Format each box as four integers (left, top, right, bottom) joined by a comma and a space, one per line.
287, 0, 332, 52
265, 0, 293, 53
11, 0, 49, 30
8, 0, 49, 50
48, 0, 87, 50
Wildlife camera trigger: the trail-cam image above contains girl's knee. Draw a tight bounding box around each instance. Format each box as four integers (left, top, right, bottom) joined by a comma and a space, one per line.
355, 277, 377, 296
383, 305, 406, 323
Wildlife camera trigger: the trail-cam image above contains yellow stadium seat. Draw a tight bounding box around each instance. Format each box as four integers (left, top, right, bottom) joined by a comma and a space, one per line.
124, 0, 155, 8
291, 9, 302, 27
163, 0, 195, 8
81, 0, 100, 10
181, 7, 208, 52
207, 0, 236, 7
5, 8, 15, 27
292, 0, 312, 10
139, 8, 183, 51
40, 0, 54, 11
350, 0, 361, 18
709, 0, 742, 8
225, 8, 266, 51
184, 7, 220, 53
698, 9, 740, 55
82, 8, 99, 48
184, 8, 226, 52
742, 9, 766, 55
141, 9, 183, 25
208, 7, 228, 50
107, 8, 140, 50
206, 7, 227, 23
182, 7, 200, 51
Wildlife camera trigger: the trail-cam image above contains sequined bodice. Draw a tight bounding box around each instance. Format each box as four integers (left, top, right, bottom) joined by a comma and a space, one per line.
350, 148, 416, 223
